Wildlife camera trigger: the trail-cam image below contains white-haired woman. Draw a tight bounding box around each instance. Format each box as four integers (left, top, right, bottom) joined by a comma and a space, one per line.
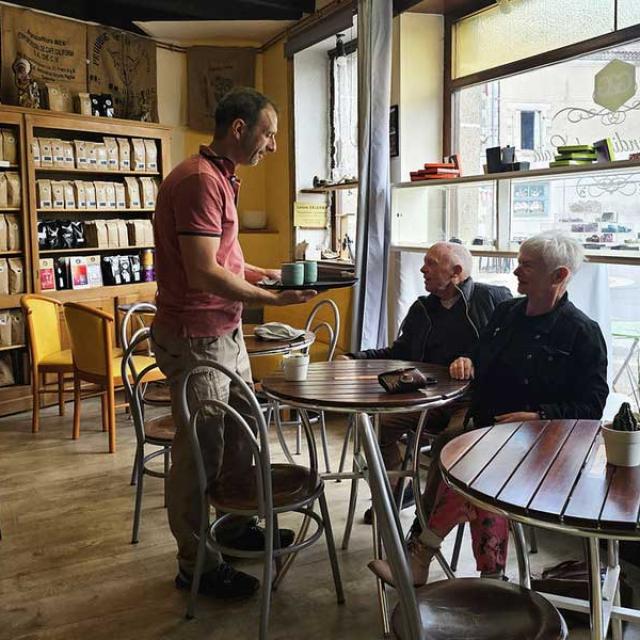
369, 231, 608, 587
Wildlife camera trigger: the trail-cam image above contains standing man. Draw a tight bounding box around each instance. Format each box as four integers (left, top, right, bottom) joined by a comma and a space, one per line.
152, 88, 316, 599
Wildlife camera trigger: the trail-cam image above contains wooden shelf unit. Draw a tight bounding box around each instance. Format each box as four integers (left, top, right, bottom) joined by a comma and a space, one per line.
299, 180, 359, 193
0, 105, 170, 416
40, 245, 154, 256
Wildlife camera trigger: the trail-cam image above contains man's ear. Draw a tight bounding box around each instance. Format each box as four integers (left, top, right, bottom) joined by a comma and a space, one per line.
230, 117, 246, 140
552, 266, 570, 285
451, 263, 464, 283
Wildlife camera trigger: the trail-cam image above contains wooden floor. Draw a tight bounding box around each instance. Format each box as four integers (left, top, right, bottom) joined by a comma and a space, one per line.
1, 398, 639, 639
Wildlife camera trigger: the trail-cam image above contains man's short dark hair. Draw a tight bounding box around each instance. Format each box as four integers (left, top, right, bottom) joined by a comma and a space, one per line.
214, 87, 277, 136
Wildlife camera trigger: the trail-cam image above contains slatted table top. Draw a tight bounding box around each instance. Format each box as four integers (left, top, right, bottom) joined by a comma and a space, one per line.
440, 420, 640, 538
243, 328, 315, 357
261, 360, 469, 412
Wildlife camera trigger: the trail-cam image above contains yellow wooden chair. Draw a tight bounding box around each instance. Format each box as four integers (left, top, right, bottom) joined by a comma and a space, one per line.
21, 294, 75, 434
63, 302, 163, 453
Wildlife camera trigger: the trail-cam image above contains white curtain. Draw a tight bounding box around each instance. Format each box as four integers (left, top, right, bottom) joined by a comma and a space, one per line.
351, 0, 393, 350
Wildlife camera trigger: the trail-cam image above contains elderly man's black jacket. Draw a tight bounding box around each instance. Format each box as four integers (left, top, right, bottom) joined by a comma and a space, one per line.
469, 294, 609, 425
351, 278, 512, 361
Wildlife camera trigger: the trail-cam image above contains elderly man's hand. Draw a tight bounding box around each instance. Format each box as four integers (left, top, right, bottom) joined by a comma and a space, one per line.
494, 411, 540, 424
335, 354, 352, 361
449, 357, 474, 380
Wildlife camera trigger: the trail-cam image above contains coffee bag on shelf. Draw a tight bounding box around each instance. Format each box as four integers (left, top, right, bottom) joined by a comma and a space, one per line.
0, 312, 12, 347
127, 220, 145, 246
5, 214, 20, 250
139, 177, 156, 208
124, 176, 141, 208
86, 255, 103, 287
2, 129, 18, 165
143, 139, 158, 171
103, 137, 119, 171
74, 140, 89, 169
63, 181, 76, 209
131, 138, 146, 171
86, 142, 98, 168
130, 254, 142, 282
39, 258, 56, 291
0, 175, 7, 208
114, 182, 126, 209
144, 220, 154, 246
63, 141, 75, 169
84, 181, 97, 209
40, 138, 54, 167
73, 180, 86, 209
31, 138, 41, 168
101, 256, 121, 285
0, 216, 7, 251
52, 139, 65, 168
0, 354, 15, 386
94, 181, 108, 209
37, 179, 53, 209
10, 310, 25, 345
119, 255, 133, 283
0, 259, 8, 294
95, 143, 108, 169
105, 182, 117, 209
116, 219, 128, 247
117, 138, 131, 171
51, 181, 65, 209
70, 256, 89, 289
6, 173, 21, 208
8, 257, 24, 294
105, 220, 120, 248
84, 220, 108, 248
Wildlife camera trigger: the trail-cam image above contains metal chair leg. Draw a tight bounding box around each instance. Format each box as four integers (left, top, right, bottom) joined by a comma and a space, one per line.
259, 513, 275, 640
527, 525, 538, 554
294, 409, 301, 455
272, 401, 295, 464
130, 450, 139, 486
337, 416, 354, 482
450, 523, 465, 572
131, 449, 144, 544
342, 422, 360, 550
319, 492, 345, 603
186, 523, 208, 620
318, 411, 332, 474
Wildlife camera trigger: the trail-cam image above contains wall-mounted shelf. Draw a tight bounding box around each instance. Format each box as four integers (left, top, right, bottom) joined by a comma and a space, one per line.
39, 245, 154, 255
38, 208, 155, 214
300, 181, 358, 193
35, 167, 160, 177
0, 344, 26, 352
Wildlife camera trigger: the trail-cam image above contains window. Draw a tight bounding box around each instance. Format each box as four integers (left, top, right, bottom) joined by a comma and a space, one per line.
519, 110, 536, 150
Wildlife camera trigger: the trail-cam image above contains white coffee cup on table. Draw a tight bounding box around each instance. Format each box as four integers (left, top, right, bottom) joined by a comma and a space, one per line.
282, 353, 310, 381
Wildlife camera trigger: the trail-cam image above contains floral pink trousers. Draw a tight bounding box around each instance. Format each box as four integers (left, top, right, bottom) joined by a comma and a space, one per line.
428, 481, 510, 574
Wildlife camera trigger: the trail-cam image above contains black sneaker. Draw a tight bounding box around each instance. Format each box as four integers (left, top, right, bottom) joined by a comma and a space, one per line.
225, 524, 295, 552
175, 563, 259, 599
363, 483, 415, 525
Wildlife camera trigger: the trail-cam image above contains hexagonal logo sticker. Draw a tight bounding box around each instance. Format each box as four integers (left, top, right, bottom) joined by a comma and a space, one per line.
593, 59, 637, 112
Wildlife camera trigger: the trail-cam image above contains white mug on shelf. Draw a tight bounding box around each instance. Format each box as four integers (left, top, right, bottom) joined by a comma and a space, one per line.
282, 352, 310, 381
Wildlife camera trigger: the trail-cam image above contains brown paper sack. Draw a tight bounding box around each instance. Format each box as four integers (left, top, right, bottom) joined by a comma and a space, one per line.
52, 139, 65, 168
143, 139, 158, 171
86, 142, 98, 167
0, 312, 12, 347
37, 180, 53, 209
5, 214, 20, 250
105, 182, 117, 209
116, 219, 129, 247
84, 181, 97, 209
124, 176, 141, 208
0, 354, 15, 387
6, 173, 21, 208
1, 6, 87, 105
131, 138, 146, 171
0, 175, 7, 208
94, 181, 108, 209
51, 180, 65, 209
0, 216, 7, 252
45, 83, 73, 112
139, 177, 155, 208
74, 140, 89, 169
10, 310, 25, 345
8, 257, 24, 294
117, 138, 131, 170
63, 181, 76, 209
114, 182, 126, 209
0, 258, 8, 294
40, 138, 54, 167
31, 138, 41, 167
63, 141, 75, 168
105, 220, 120, 248
95, 143, 108, 169
103, 137, 119, 171
73, 180, 86, 209
144, 219, 154, 246
2, 129, 18, 164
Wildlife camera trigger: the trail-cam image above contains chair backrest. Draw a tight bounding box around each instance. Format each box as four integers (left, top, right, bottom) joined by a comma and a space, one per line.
121, 327, 162, 446
63, 302, 114, 378
21, 294, 64, 364
120, 302, 157, 351
305, 299, 340, 361
178, 361, 273, 523
358, 413, 425, 640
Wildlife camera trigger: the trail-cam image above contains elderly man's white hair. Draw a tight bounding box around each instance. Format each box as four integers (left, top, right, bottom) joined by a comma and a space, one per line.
430, 241, 473, 278
520, 230, 584, 276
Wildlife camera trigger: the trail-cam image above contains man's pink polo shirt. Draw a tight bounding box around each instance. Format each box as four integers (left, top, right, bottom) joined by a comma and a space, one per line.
153, 145, 245, 338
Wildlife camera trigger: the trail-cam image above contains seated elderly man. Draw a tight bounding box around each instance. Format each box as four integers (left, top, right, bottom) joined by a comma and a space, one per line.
369, 231, 608, 586
342, 241, 511, 522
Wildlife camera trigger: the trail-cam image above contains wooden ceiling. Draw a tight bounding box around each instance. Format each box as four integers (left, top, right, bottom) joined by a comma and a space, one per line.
403, 0, 494, 17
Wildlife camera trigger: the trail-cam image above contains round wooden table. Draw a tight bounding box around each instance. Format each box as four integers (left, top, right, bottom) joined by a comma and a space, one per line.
243, 328, 315, 357
262, 359, 469, 635
440, 419, 640, 640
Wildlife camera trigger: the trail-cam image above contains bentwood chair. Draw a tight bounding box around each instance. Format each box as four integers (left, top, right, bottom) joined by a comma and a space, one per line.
270, 298, 340, 472
121, 328, 175, 543
358, 412, 568, 640
63, 302, 163, 453
21, 295, 74, 433
179, 359, 344, 638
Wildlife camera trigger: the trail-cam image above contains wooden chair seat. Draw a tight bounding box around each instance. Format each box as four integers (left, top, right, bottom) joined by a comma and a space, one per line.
141, 382, 171, 405
144, 413, 176, 442
39, 349, 74, 370
210, 463, 322, 512
391, 578, 568, 640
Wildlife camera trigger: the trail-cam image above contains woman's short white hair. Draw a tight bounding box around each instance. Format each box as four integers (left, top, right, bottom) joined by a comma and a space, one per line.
520, 230, 584, 276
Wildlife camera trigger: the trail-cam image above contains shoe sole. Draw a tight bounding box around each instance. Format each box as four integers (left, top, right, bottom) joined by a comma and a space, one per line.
175, 576, 260, 600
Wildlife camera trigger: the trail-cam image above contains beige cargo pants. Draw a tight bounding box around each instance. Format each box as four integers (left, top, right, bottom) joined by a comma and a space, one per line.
152, 322, 256, 574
